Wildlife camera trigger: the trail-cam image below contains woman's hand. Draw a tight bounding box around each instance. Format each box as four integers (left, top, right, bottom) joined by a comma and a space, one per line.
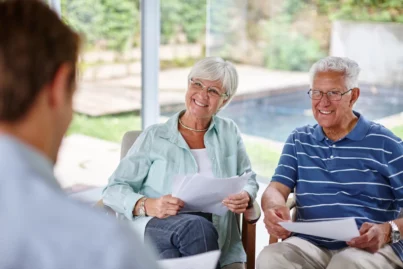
145, 195, 185, 219
222, 191, 250, 214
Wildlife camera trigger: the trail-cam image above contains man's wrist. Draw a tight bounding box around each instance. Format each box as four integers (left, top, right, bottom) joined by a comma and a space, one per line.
382, 222, 392, 244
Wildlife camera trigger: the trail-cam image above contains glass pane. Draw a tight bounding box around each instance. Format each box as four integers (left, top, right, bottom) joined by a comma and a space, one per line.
55, 0, 141, 191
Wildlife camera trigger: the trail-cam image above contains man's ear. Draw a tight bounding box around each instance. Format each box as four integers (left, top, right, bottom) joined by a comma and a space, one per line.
47, 63, 73, 108
350, 87, 360, 107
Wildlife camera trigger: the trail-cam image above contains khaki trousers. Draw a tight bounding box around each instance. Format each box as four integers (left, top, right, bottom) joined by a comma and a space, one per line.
257, 237, 403, 269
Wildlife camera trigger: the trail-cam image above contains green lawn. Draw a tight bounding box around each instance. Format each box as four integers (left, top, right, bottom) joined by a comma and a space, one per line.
67, 113, 141, 142
392, 126, 403, 138
66, 113, 403, 181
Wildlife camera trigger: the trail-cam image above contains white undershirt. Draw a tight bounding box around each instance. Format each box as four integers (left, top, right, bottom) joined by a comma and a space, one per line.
190, 148, 214, 178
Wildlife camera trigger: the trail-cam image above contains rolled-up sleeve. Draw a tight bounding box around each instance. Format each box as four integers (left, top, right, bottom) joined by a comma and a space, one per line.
102, 129, 153, 220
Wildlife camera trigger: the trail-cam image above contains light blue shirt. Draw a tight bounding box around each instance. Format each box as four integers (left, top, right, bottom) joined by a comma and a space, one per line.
103, 111, 259, 266
0, 135, 159, 269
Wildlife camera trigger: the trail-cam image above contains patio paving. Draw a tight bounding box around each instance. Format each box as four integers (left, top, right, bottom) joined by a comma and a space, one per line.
74, 65, 309, 116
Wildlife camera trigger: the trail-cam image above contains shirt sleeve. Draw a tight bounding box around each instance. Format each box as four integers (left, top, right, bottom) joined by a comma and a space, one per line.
102, 128, 153, 220
234, 124, 259, 202
271, 131, 298, 190
385, 133, 403, 208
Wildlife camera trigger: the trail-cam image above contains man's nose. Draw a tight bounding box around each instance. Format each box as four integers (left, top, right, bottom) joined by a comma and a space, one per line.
319, 94, 331, 105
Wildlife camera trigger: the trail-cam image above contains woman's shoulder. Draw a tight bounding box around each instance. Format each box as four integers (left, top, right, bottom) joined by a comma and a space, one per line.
214, 115, 238, 130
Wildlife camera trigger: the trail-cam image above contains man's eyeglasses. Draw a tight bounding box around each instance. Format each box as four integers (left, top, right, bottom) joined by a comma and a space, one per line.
189, 78, 228, 100
307, 88, 353, 101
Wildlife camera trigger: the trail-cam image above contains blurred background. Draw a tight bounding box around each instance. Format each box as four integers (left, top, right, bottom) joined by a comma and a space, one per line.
47, 0, 403, 258
54, 0, 403, 189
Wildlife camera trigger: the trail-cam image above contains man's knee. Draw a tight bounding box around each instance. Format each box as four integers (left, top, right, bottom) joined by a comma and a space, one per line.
256, 243, 298, 269
328, 247, 397, 269
328, 250, 363, 269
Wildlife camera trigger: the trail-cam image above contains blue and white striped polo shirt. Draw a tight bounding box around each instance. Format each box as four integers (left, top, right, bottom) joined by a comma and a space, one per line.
272, 111, 403, 261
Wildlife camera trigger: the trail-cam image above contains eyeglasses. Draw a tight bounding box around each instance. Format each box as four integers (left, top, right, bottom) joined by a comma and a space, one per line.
189, 78, 228, 100
307, 88, 353, 101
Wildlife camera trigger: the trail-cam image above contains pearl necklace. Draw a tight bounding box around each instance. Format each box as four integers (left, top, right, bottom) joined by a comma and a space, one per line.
178, 118, 208, 132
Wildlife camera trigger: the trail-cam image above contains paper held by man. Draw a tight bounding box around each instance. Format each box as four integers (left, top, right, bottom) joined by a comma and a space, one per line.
279, 218, 360, 241
172, 172, 252, 216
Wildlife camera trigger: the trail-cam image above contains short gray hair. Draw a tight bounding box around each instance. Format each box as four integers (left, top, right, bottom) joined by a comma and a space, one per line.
309, 56, 361, 90
188, 57, 238, 105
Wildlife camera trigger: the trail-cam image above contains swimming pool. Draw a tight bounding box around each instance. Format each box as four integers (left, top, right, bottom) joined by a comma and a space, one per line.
219, 85, 403, 142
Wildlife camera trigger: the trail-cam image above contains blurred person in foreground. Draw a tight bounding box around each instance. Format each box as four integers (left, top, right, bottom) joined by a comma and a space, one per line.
257, 56, 403, 269
0, 1, 159, 268
103, 57, 259, 269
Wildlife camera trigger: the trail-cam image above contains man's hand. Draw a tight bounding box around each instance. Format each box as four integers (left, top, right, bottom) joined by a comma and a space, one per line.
263, 205, 292, 239
222, 191, 250, 214
347, 222, 390, 253
144, 195, 184, 219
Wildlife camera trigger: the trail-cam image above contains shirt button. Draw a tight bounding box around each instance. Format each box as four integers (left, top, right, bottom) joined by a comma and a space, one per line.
332, 145, 336, 148
330, 155, 334, 159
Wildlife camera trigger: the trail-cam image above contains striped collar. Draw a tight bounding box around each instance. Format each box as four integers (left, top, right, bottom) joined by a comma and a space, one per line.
313, 111, 371, 142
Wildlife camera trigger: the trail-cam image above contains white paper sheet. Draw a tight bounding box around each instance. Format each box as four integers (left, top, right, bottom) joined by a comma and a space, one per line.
172, 172, 251, 216
158, 250, 220, 269
279, 218, 360, 241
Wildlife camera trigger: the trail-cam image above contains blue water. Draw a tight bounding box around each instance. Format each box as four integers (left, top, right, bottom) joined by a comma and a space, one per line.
219, 85, 403, 142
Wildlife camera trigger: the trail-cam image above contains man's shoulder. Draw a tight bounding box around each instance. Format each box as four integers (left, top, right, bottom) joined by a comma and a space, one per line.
3, 177, 125, 243
287, 124, 317, 141
0, 178, 158, 268
366, 122, 402, 144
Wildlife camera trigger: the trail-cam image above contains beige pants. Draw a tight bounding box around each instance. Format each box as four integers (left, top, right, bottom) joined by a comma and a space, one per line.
257, 237, 403, 269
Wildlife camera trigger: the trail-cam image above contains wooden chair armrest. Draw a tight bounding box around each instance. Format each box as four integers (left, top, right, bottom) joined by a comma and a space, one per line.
241, 200, 260, 269
243, 200, 261, 224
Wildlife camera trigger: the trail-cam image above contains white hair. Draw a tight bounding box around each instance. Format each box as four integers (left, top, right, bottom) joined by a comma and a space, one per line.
188, 57, 238, 107
309, 56, 361, 90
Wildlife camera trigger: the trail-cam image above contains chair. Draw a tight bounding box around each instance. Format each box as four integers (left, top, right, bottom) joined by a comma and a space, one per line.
98, 131, 261, 269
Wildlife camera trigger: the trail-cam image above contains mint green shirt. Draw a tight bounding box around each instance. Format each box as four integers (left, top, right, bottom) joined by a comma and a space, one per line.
102, 111, 259, 266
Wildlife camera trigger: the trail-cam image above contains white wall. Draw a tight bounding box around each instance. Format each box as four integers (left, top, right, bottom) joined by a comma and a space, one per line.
331, 20, 403, 87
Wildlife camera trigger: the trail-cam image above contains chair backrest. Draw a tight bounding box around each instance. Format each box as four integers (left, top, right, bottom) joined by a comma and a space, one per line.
120, 131, 142, 160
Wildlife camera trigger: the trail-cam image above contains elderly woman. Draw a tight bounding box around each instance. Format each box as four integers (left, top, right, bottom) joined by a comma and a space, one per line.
102, 57, 258, 269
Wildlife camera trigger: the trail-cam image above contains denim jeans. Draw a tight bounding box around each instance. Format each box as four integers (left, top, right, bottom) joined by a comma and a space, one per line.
145, 213, 220, 269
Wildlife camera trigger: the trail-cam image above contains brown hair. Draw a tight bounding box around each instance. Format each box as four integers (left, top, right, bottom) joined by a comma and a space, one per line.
0, 0, 80, 122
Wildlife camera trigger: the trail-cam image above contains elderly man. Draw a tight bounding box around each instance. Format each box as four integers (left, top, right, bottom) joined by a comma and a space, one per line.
0, 1, 159, 268
257, 56, 403, 269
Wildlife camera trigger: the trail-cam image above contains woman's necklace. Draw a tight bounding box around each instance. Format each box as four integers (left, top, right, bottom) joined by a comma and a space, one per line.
178, 118, 208, 132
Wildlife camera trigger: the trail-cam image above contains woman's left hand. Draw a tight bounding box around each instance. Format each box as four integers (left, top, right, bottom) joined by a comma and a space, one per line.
222, 191, 250, 214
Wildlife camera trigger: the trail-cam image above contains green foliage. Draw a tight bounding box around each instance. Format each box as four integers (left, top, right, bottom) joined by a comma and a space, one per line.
263, 0, 326, 71
61, 0, 139, 51
160, 0, 206, 44
265, 20, 326, 71
317, 0, 403, 23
